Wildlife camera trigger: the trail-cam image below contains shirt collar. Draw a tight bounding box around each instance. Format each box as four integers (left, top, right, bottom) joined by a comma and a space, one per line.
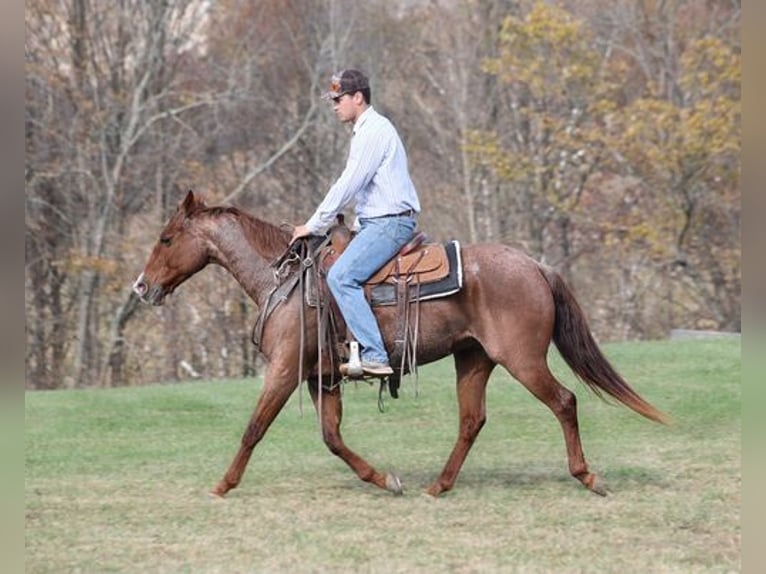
352, 105, 375, 134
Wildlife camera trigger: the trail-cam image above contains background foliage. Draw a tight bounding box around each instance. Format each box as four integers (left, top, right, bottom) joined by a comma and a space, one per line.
25, 0, 741, 388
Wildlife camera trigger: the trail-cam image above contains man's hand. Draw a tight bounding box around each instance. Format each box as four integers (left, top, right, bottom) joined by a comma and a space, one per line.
290, 224, 311, 245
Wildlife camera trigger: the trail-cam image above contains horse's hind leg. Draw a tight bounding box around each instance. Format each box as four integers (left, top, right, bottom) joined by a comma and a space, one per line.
308, 376, 403, 495
509, 360, 607, 496
425, 346, 494, 497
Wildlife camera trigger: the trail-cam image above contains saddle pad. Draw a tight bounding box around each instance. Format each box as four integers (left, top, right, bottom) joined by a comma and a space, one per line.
367, 240, 463, 307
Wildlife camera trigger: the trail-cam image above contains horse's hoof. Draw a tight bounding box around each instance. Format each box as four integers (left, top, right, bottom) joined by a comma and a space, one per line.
591, 483, 608, 496
587, 475, 608, 497
208, 484, 228, 499
385, 473, 403, 496
423, 484, 442, 498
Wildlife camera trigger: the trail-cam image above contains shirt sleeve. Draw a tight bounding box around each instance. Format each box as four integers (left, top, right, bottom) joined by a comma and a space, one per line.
304, 123, 387, 233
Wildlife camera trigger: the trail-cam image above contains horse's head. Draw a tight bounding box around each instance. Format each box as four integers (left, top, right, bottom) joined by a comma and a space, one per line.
133, 190, 211, 305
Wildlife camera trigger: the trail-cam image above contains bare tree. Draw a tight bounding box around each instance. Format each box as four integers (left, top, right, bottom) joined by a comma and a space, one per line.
25, 0, 740, 388
27, 0, 224, 387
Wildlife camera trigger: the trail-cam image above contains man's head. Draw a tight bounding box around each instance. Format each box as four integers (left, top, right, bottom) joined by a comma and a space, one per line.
323, 69, 371, 104
323, 70, 372, 123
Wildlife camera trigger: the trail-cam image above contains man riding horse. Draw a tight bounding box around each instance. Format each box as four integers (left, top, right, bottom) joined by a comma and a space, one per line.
290, 69, 420, 377
132, 72, 667, 500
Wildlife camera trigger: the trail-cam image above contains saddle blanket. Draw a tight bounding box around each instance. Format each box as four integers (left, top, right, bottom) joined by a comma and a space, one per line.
367, 240, 462, 306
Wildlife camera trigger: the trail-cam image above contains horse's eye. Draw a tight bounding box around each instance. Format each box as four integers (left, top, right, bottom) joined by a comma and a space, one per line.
160, 236, 172, 246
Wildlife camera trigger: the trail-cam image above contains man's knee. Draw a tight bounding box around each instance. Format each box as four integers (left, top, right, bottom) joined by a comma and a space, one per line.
327, 264, 354, 294
327, 266, 340, 293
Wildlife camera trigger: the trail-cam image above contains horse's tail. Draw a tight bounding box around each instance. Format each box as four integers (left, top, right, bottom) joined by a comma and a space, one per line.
539, 265, 669, 425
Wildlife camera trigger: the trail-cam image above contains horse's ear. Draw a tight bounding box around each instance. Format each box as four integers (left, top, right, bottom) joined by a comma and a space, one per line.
180, 189, 205, 215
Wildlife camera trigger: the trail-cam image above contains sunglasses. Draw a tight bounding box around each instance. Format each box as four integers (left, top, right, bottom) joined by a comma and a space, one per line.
331, 92, 353, 104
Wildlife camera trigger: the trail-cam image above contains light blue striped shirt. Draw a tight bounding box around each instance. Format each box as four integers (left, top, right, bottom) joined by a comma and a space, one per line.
305, 106, 420, 233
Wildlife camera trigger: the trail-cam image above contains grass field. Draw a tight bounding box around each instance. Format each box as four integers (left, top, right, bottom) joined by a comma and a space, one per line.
26, 338, 740, 573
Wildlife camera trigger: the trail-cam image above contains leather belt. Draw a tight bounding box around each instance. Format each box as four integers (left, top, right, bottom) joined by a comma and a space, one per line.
376, 209, 416, 219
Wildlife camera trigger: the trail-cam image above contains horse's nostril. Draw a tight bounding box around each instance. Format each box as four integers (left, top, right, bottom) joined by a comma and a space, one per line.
133, 277, 148, 297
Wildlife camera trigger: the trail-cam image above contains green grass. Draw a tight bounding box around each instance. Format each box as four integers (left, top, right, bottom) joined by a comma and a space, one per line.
26, 339, 740, 573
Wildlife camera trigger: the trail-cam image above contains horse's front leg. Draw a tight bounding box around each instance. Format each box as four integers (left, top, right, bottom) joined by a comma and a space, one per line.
308, 376, 403, 495
210, 364, 299, 498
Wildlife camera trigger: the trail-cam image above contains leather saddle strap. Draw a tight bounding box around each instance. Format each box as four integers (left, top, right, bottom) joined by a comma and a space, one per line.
393, 249, 421, 376
393, 265, 409, 374
390, 246, 428, 380
409, 278, 421, 395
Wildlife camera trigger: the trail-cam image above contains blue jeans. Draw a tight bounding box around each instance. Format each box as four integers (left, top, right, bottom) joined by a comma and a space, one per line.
327, 215, 417, 364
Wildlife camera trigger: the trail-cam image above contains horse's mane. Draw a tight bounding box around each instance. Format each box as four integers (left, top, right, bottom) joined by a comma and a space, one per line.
204, 205, 291, 260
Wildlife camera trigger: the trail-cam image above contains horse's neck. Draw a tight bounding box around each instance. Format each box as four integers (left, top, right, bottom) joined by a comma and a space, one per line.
206, 214, 286, 307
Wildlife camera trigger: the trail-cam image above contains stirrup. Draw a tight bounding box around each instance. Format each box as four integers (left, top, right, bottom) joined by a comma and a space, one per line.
344, 341, 363, 377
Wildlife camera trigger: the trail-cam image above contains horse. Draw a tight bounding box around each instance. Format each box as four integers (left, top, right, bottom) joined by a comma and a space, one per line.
133, 190, 667, 498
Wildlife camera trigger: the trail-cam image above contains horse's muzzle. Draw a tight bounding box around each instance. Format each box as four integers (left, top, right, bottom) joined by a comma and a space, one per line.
132, 274, 166, 305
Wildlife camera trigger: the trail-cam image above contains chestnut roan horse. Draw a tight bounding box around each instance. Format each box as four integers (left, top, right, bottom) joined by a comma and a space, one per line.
133, 190, 667, 498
